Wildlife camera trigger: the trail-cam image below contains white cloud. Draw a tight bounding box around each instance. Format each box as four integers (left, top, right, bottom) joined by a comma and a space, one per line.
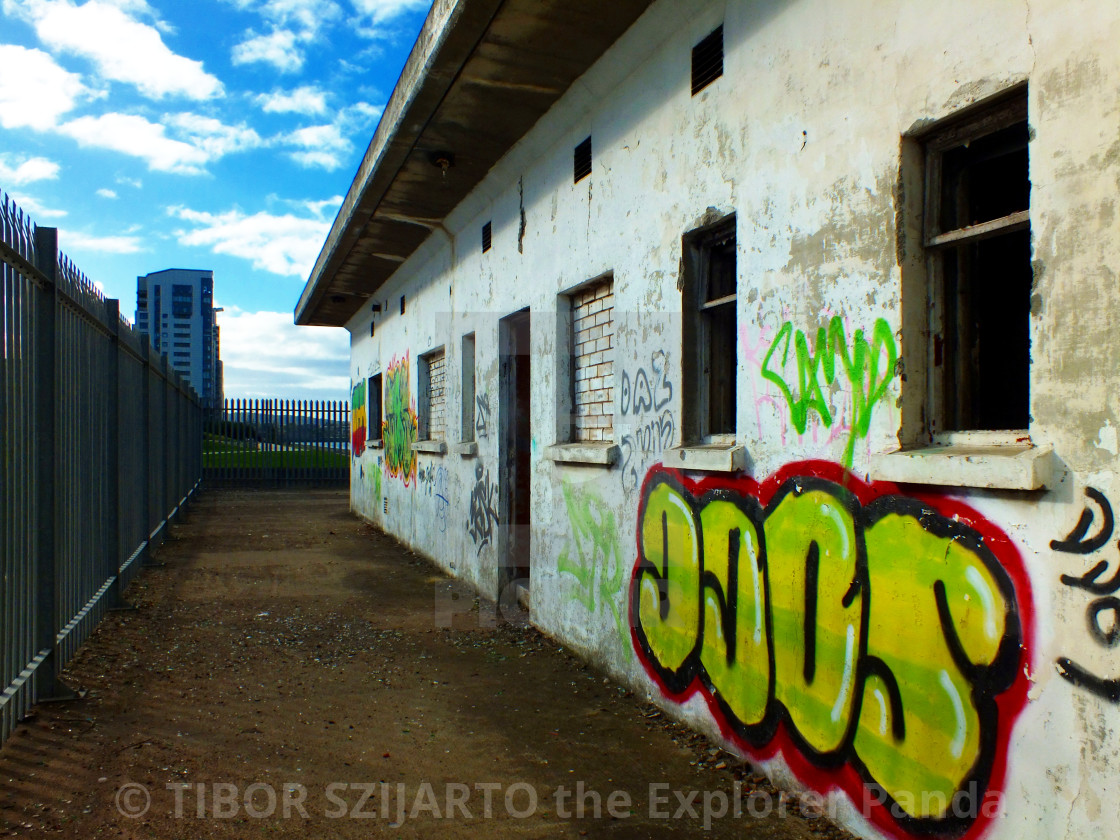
0, 45, 89, 129
61, 230, 142, 253
60, 113, 210, 173
8, 191, 67, 218
58, 112, 260, 174
352, 0, 429, 25
96, 188, 117, 198
168, 205, 332, 277
168, 113, 263, 157
0, 154, 60, 185
282, 122, 352, 170
217, 308, 348, 399
232, 28, 303, 72
116, 175, 142, 189
256, 85, 328, 115
18, 0, 223, 100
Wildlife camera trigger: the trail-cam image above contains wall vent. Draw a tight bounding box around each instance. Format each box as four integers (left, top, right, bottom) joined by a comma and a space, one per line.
573, 136, 592, 183
383, 497, 388, 515
400, 295, 406, 315
691, 25, 724, 95
482, 220, 492, 253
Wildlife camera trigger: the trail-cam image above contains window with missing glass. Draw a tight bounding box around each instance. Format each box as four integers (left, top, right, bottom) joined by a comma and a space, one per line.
683, 216, 737, 441
921, 86, 1030, 433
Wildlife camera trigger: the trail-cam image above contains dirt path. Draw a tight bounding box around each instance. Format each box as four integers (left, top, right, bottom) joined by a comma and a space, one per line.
0, 489, 853, 839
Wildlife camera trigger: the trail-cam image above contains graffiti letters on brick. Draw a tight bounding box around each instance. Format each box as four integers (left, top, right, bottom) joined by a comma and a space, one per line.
760, 317, 897, 469
467, 462, 499, 554
383, 353, 417, 486
351, 379, 367, 456
1052, 487, 1120, 702
558, 482, 631, 661
630, 462, 1031, 838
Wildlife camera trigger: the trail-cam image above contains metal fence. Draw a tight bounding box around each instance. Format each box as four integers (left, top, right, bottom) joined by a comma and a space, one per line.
1, 192, 202, 747
204, 398, 349, 487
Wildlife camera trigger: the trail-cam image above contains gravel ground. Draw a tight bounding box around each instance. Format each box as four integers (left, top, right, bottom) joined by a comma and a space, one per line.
0, 488, 859, 840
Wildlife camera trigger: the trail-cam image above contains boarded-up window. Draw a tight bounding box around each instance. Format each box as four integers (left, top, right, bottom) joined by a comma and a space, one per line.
571, 277, 614, 442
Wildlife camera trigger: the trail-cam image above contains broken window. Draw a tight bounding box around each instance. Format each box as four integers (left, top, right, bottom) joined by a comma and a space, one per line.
921, 86, 1030, 432
368, 373, 383, 444
684, 216, 737, 441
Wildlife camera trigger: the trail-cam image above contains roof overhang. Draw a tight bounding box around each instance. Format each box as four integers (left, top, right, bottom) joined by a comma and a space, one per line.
294, 0, 654, 327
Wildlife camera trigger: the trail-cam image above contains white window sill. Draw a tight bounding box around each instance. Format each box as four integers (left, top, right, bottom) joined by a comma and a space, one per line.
411, 439, 447, 455
663, 443, 746, 473
365, 438, 383, 450
869, 441, 1052, 490
545, 442, 619, 466
451, 441, 478, 457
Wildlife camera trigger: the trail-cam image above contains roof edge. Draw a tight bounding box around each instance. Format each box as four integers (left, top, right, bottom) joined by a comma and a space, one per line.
294, 0, 503, 326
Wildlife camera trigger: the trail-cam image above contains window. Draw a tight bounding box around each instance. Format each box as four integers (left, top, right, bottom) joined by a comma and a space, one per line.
171, 283, 193, 318
368, 373, 383, 444
683, 216, 737, 441
691, 25, 723, 94
574, 136, 592, 183
570, 276, 614, 442
921, 87, 1030, 433
419, 348, 447, 440
461, 333, 476, 442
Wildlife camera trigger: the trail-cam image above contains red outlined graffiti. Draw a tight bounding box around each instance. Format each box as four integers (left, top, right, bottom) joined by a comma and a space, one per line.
629, 461, 1033, 840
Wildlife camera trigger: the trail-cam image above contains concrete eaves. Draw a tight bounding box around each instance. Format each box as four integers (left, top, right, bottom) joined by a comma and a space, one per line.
294, 0, 655, 327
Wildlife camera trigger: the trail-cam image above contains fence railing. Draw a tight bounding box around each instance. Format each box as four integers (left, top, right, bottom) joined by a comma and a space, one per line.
1, 192, 203, 747
203, 398, 349, 487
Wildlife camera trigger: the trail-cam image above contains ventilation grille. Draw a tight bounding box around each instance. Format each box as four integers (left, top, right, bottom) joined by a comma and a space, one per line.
400, 295, 406, 315
573, 136, 592, 183
482, 221, 492, 253
383, 497, 388, 515
691, 25, 723, 95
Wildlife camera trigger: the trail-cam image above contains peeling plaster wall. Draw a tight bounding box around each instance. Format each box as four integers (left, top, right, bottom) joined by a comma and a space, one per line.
343, 1, 1120, 838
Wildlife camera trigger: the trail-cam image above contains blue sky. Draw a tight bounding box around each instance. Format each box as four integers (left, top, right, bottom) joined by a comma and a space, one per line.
0, 0, 432, 400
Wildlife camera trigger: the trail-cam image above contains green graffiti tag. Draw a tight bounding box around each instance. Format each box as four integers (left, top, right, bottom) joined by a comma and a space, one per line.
383, 353, 417, 486
558, 482, 631, 661
760, 316, 897, 468
631, 466, 1026, 836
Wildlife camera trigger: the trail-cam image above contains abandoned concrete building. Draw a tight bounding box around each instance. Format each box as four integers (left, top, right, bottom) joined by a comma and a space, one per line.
295, 0, 1120, 837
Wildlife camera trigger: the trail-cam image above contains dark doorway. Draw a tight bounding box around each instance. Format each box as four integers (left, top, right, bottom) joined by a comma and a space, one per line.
499, 308, 531, 602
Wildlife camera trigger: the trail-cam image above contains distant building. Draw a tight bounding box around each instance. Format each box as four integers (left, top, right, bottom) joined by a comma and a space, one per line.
135, 268, 222, 414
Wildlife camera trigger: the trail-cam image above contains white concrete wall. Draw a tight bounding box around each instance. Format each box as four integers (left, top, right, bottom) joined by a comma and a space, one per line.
344, 1, 1120, 837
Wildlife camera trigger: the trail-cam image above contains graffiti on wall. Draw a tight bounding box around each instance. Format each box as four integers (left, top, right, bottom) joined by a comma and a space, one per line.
467, 462, 499, 554
1052, 487, 1120, 702
630, 462, 1031, 838
475, 392, 491, 440
760, 317, 897, 469
418, 463, 450, 534
620, 350, 673, 417
351, 379, 367, 456
558, 482, 631, 661
383, 353, 418, 485
620, 351, 676, 496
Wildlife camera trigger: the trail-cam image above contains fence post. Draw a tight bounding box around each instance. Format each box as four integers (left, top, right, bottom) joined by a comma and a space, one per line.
31, 227, 71, 701
139, 341, 155, 566
104, 300, 124, 608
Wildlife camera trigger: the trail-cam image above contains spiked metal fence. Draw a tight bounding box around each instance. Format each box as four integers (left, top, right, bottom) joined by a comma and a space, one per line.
1, 192, 202, 747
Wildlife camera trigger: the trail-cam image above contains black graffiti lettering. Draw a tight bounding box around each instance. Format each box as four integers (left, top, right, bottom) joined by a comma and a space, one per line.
467, 463, 499, 554
1087, 597, 1120, 647
475, 393, 491, 440
803, 541, 820, 685
1052, 486, 1120, 700
1060, 558, 1120, 595
1055, 657, 1120, 703
1051, 487, 1113, 554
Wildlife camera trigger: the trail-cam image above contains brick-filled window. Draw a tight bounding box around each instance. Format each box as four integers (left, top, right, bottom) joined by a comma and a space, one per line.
571, 277, 614, 442
419, 348, 447, 440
